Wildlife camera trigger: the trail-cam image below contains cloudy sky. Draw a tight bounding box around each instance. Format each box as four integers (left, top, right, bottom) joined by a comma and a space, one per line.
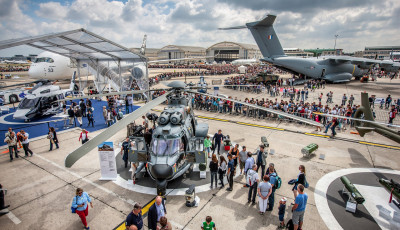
0, 0, 399, 56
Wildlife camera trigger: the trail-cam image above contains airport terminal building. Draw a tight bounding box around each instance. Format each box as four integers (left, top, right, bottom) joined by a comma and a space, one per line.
362, 46, 400, 60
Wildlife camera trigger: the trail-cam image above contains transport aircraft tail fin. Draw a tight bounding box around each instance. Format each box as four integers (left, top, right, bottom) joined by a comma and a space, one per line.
219, 14, 285, 59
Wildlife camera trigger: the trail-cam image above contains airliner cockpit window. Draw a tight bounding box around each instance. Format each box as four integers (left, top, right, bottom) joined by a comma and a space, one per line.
35, 57, 54, 63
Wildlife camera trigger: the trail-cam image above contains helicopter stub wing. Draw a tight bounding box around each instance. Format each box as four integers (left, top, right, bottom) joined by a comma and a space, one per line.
64, 91, 171, 168
191, 91, 323, 127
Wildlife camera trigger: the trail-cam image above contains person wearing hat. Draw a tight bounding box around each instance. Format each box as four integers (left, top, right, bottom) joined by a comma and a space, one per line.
278, 197, 287, 228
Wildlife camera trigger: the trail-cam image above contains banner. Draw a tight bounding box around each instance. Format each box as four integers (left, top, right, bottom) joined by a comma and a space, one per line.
98, 142, 118, 180
213, 87, 219, 96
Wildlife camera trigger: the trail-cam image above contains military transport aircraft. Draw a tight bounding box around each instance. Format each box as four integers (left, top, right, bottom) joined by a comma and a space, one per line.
60, 81, 323, 195
220, 14, 400, 83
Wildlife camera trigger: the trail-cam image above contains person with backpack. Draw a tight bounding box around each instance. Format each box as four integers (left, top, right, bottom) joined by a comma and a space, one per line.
247, 164, 259, 205
266, 163, 279, 211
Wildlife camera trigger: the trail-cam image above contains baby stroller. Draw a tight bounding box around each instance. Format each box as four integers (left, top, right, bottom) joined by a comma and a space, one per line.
223, 135, 232, 151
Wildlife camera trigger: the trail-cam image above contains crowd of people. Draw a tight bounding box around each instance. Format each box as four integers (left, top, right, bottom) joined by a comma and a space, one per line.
0, 65, 30, 72
192, 87, 399, 136
204, 129, 309, 229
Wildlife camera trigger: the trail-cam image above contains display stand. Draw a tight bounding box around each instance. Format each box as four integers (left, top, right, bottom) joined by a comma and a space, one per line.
342, 186, 357, 213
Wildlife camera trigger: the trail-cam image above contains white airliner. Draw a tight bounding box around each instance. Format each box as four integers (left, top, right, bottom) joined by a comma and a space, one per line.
28, 51, 75, 80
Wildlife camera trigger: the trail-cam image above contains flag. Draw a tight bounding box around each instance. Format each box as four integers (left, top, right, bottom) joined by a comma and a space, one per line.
268, 35, 273, 39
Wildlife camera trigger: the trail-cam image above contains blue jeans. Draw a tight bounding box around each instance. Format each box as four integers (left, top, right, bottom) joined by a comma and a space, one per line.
50, 140, 59, 150
324, 123, 332, 133
211, 172, 217, 187
268, 188, 275, 210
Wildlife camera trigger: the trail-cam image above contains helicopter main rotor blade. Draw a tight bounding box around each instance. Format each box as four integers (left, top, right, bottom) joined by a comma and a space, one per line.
64, 91, 171, 168
58, 90, 147, 102
191, 91, 323, 127
314, 112, 400, 128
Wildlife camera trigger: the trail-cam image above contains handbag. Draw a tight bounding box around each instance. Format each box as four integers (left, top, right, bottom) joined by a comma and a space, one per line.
71, 196, 78, 213
288, 179, 297, 185
304, 177, 309, 188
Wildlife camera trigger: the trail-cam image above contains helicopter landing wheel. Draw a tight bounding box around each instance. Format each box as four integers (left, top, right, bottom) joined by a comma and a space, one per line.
157, 186, 166, 196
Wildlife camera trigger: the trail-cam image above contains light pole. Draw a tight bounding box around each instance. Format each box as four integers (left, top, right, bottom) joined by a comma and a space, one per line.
334, 34, 339, 50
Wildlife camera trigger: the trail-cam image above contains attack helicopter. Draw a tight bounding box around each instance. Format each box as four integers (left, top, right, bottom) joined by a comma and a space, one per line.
61, 80, 323, 196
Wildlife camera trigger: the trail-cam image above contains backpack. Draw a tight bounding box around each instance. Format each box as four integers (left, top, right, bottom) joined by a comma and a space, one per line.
286, 219, 294, 230
274, 175, 282, 189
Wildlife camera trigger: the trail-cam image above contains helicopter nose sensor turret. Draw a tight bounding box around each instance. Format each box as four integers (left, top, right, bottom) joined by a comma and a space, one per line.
151, 164, 174, 179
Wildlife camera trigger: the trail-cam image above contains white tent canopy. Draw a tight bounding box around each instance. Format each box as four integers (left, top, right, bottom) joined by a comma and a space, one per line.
0, 28, 146, 62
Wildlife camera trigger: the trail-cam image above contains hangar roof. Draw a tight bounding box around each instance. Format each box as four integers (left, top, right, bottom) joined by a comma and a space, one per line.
159, 45, 206, 53
0, 28, 146, 62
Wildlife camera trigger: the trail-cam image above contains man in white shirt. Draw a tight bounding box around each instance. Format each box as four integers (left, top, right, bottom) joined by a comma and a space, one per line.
247, 164, 259, 205
20, 130, 33, 157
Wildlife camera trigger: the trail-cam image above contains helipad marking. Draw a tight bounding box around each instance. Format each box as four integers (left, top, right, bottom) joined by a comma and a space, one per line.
314, 168, 400, 230
0, 112, 63, 125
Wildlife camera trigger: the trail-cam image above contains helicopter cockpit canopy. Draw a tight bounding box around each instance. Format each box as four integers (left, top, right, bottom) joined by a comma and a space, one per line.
151, 138, 184, 156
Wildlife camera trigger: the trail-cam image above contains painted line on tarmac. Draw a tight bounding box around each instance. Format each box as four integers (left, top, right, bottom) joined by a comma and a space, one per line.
5, 210, 21, 225
196, 114, 400, 151
113, 197, 156, 230
33, 153, 136, 206
359, 141, 400, 150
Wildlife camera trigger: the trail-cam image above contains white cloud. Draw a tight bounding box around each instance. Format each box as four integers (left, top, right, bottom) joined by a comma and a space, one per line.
35, 2, 68, 20
0, 0, 399, 57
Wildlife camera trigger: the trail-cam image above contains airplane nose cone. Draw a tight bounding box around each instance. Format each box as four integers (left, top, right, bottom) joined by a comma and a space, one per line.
28, 65, 41, 79
150, 164, 173, 179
